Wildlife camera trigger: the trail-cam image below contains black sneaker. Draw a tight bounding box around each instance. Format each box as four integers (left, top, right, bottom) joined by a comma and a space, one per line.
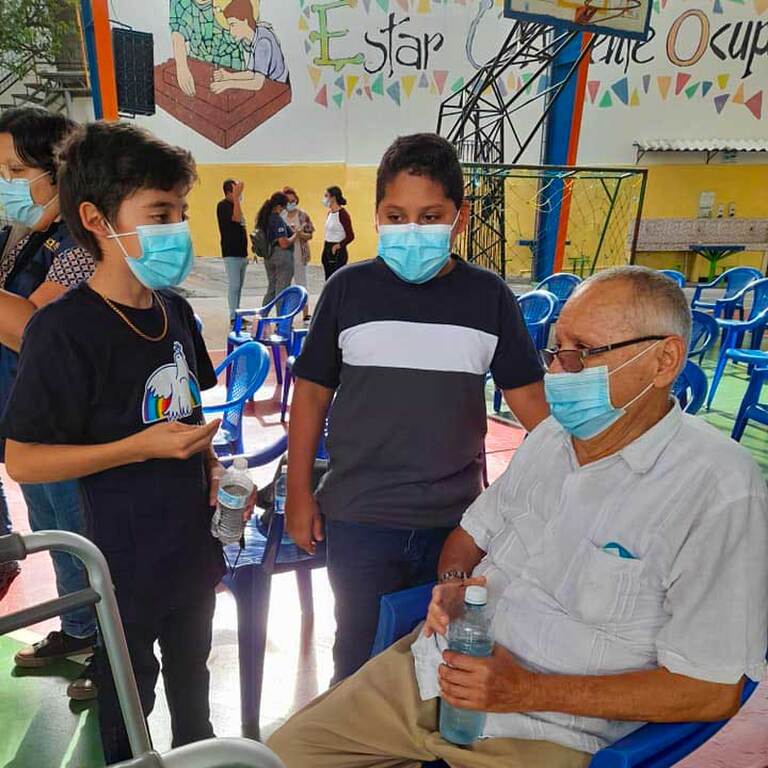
0, 560, 20, 601
67, 655, 98, 701
14, 630, 96, 668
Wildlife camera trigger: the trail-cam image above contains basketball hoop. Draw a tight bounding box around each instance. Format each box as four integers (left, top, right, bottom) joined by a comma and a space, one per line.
579, 0, 643, 25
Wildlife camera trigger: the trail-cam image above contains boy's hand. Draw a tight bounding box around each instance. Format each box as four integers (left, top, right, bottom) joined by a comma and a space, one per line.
423, 576, 487, 639
286, 491, 324, 554
133, 420, 221, 462
207, 459, 258, 521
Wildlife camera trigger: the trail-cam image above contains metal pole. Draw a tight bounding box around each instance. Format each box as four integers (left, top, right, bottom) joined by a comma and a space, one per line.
21, 531, 152, 757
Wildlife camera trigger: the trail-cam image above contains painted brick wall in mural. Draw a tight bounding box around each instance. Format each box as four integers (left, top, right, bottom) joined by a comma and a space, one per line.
155, 0, 292, 147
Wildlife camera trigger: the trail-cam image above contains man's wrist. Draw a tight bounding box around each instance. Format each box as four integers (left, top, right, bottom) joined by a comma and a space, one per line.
439, 569, 468, 584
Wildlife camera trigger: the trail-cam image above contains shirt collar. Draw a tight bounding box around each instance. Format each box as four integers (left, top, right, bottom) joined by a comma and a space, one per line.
617, 400, 683, 474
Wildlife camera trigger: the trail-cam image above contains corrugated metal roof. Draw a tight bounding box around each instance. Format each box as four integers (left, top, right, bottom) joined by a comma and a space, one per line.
634, 139, 768, 152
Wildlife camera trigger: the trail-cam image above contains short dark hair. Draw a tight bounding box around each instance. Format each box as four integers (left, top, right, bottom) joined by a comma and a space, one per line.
58, 121, 197, 260
326, 186, 346, 206
0, 107, 76, 182
376, 133, 464, 210
256, 191, 289, 233
223, 178, 236, 195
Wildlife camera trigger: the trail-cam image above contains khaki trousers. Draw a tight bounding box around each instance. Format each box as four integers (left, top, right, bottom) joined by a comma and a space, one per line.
267, 630, 591, 768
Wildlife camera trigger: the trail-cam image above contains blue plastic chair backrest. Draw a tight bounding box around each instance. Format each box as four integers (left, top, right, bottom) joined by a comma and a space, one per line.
659, 270, 686, 288
688, 310, 719, 358
743, 277, 768, 321
535, 273, 581, 304
672, 360, 708, 415
265, 286, 308, 338
722, 267, 763, 299
218, 343, 271, 437
518, 290, 558, 326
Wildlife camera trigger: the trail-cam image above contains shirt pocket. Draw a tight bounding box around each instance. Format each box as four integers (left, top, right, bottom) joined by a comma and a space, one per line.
554, 537, 645, 627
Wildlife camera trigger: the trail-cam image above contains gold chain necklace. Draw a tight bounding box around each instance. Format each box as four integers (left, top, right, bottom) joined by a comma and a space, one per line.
98, 290, 168, 342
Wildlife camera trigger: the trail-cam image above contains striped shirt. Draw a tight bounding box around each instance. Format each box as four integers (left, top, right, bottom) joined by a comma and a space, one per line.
293, 256, 542, 529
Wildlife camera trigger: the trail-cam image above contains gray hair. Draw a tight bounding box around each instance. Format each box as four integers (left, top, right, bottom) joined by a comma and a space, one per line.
576, 266, 692, 348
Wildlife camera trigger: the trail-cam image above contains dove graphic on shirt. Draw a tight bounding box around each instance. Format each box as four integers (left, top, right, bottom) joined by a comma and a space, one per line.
142, 341, 202, 424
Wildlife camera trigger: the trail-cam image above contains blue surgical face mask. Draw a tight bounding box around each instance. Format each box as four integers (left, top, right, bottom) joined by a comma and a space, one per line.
108, 220, 195, 290
544, 342, 660, 440
286, 202, 297, 212
377, 214, 459, 284
322, 196, 330, 208
0, 172, 56, 227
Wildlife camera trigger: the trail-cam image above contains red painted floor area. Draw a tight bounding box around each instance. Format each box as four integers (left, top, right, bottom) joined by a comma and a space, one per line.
2, 373, 767, 765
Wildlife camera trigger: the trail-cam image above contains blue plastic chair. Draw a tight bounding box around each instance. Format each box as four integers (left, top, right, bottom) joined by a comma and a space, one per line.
194, 314, 204, 333
371, 583, 760, 768
731, 354, 768, 442
659, 270, 686, 288
518, 290, 558, 350
671, 361, 708, 415
688, 310, 719, 362
229, 286, 308, 386
280, 328, 308, 422
203, 342, 271, 456
690, 267, 763, 319
219, 446, 328, 740
535, 273, 581, 321
706, 278, 768, 409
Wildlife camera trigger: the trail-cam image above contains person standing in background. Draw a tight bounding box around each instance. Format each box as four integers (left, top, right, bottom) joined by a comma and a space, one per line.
217, 179, 248, 326
282, 186, 314, 322
256, 191, 296, 306
321, 186, 354, 280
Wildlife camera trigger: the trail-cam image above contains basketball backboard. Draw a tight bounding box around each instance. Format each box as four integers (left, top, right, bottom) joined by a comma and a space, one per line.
504, 0, 653, 40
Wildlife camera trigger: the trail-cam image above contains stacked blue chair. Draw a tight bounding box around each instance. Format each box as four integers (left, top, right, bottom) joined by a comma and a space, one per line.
517, 290, 558, 350
371, 584, 760, 768
672, 361, 708, 415
659, 269, 686, 288
203, 342, 271, 456
229, 286, 308, 385
690, 266, 763, 320
730, 352, 768, 441
706, 278, 768, 409
535, 272, 581, 323
280, 328, 308, 422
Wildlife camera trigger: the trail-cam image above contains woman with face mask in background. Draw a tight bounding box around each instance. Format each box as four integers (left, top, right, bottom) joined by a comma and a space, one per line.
321, 185, 354, 281
281, 186, 314, 322
0, 107, 98, 696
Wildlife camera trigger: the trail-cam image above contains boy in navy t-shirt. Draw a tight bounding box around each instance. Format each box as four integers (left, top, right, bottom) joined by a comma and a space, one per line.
286, 133, 548, 682
1, 122, 244, 763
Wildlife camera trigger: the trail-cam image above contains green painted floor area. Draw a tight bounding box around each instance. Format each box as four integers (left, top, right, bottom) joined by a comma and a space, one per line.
0, 636, 104, 768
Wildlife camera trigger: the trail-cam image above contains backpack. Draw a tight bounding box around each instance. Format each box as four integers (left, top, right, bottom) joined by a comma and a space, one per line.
250, 228, 271, 261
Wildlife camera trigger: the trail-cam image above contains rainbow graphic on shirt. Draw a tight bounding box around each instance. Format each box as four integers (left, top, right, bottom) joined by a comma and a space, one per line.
141, 341, 203, 424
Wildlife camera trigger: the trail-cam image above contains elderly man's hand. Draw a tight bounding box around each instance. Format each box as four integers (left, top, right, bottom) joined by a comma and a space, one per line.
439, 644, 536, 713
423, 576, 486, 638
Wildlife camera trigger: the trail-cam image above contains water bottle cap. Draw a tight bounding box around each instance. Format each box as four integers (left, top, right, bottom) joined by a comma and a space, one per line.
465, 586, 487, 606
234, 457, 248, 471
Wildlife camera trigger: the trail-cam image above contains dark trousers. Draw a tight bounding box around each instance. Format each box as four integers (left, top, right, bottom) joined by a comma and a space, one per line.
97, 590, 216, 765
322, 242, 348, 280
326, 519, 452, 684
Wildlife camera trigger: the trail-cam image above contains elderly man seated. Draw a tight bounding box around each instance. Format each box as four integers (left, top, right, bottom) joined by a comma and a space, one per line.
268, 266, 767, 768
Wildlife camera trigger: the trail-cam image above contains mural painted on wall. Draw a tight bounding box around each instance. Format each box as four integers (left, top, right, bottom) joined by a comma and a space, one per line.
585, 0, 766, 120
154, 0, 291, 148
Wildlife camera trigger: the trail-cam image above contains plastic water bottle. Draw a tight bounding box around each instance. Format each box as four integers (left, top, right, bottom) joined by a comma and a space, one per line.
273, 466, 294, 544
211, 457, 253, 545
439, 585, 493, 745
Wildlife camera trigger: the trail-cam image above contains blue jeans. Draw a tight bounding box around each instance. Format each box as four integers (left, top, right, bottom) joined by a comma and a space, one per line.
325, 519, 452, 684
21, 480, 96, 639
0, 475, 11, 536
224, 256, 248, 321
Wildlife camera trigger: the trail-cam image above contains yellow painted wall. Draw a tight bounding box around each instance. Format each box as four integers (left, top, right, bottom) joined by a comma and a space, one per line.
188, 163, 378, 262
187, 162, 768, 281
635, 164, 768, 280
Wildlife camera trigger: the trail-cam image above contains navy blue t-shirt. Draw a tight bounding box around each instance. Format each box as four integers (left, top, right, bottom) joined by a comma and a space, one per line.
1, 284, 223, 621
293, 256, 543, 529
266, 211, 291, 247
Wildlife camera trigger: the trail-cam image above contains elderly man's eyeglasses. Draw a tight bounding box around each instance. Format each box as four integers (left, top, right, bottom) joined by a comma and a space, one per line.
540, 336, 667, 373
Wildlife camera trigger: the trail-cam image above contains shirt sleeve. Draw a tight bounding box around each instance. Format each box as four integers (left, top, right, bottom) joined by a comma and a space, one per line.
179, 297, 217, 391
1, 312, 92, 445
655, 492, 768, 684
217, 201, 231, 232
268, 214, 291, 244
339, 208, 355, 246
291, 277, 342, 389
490, 283, 544, 390
251, 36, 273, 76
44, 246, 96, 288
460, 468, 510, 552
